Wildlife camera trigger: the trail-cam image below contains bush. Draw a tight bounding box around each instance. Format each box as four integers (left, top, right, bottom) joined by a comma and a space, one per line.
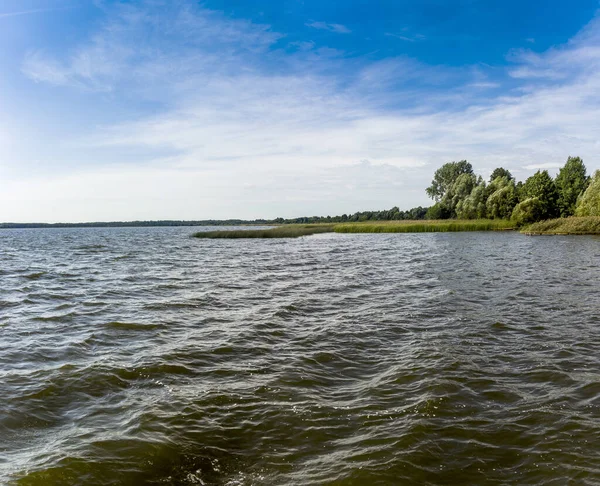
511, 197, 545, 226
425, 202, 451, 220
575, 170, 600, 216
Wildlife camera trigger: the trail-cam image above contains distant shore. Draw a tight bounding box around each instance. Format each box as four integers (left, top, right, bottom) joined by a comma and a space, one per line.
0, 220, 272, 229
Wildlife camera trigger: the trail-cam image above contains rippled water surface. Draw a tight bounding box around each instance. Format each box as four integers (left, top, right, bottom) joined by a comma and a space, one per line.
1, 227, 599, 485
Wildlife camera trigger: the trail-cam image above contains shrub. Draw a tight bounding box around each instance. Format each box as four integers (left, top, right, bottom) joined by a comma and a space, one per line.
511, 197, 545, 226
575, 170, 600, 216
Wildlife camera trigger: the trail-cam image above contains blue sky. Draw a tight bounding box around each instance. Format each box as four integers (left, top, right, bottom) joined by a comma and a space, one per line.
1, 0, 600, 222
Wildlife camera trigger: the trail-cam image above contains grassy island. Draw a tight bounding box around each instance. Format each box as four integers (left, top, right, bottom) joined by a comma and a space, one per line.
193, 225, 334, 238
193, 220, 515, 238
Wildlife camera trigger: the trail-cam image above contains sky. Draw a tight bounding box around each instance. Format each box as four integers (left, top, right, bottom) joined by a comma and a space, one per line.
1, 0, 600, 222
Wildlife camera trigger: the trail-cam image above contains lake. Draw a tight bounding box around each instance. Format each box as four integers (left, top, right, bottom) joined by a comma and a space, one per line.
1, 227, 599, 485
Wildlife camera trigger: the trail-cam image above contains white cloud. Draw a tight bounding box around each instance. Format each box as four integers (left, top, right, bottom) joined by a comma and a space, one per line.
523, 163, 564, 170
306, 21, 351, 34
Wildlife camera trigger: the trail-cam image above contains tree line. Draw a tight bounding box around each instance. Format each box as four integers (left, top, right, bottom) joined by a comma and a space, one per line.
425, 157, 600, 224
271, 206, 429, 224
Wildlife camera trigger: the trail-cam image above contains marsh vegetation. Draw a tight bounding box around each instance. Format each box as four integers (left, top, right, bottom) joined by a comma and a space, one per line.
193, 225, 334, 238
194, 220, 514, 238
334, 219, 514, 233
522, 216, 600, 235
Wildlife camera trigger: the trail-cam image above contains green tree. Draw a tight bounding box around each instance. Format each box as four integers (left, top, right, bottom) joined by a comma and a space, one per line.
486, 176, 518, 219
575, 170, 600, 216
555, 156, 589, 217
425, 202, 451, 220
456, 179, 487, 219
521, 170, 559, 219
489, 167, 513, 182
511, 197, 545, 226
426, 161, 473, 201
439, 173, 479, 217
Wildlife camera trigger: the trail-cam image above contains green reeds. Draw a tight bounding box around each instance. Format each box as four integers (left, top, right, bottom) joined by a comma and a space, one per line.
193, 225, 335, 239
334, 219, 514, 233
193, 220, 516, 238
522, 216, 600, 235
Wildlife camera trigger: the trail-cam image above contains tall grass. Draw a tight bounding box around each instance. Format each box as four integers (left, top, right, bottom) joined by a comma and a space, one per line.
522, 216, 600, 235
335, 219, 514, 233
193, 220, 516, 238
193, 225, 334, 239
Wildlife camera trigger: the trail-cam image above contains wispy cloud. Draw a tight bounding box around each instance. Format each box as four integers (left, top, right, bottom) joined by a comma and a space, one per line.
0, 7, 71, 20
385, 32, 426, 42
22, 2, 282, 91
0, 8, 52, 19
306, 21, 351, 34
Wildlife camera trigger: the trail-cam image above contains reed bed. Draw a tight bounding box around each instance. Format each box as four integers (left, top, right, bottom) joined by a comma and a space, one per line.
193, 225, 334, 239
194, 220, 516, 238
335, 219, 514, 233
522, 216, 600, 235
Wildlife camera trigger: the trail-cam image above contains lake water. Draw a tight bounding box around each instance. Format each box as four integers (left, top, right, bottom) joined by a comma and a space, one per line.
1, 227, 599, 485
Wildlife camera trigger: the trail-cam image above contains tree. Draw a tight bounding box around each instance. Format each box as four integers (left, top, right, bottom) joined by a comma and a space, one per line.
456, 181, 487, 219
511, 197, 545, 226
407, 206, 428, 220
575, 170, 600, 216
555, 156, 589, 217
486, 176, 518, 219
489, 167, 513, 182
426, 161, 473, 201
521, 170, 559, 219
439, 173, 479, 217
425, 202, 451, 220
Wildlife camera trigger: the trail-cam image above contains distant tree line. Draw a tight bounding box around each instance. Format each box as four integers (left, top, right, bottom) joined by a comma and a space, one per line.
271, 206, 429, 224
1, 208, 430, 228
0, 220, 268, 228
425, 157, 599, 224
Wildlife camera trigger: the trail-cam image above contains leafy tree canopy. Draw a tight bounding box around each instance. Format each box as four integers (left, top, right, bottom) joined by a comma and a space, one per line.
512, 197, 545, 226
521, 170, 559, 219
555, 156, 589, 217
425, 202, 452, 220
426, 160, 473, 201
441, 173, 480, 217
486, 176, 518, 219
489, 167, 513, 182
456, 182, 487, 219
575, 170, 600, 217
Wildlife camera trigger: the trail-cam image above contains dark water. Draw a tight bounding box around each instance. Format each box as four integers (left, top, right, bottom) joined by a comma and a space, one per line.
1, 227, 599, 485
